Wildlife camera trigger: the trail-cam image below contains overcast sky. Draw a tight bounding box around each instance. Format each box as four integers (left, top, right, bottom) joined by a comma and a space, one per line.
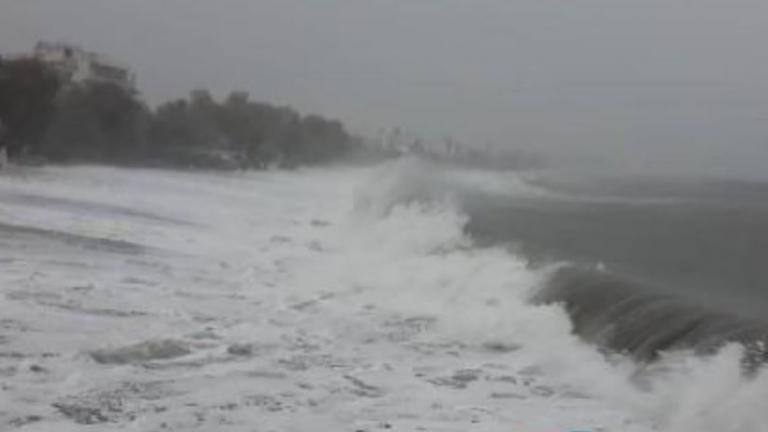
2, 0, 768, 177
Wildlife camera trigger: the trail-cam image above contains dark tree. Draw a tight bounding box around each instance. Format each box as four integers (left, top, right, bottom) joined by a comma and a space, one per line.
148, 90, 356, 169
42, 82, 149, 162
0, 57, 61, 156
0, 55, 358, 168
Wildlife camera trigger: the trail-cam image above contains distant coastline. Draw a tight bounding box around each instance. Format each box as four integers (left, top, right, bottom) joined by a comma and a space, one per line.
0, 42, 372, 170
0, 41, 542, 172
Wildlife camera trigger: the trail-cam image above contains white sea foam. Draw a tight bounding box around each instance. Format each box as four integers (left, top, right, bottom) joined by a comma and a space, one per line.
0, 163, 765, 431
334, 159, 768, 432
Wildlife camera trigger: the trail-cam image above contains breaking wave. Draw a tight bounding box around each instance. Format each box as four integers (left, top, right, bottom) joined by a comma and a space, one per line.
344, 158, 768, 431
536, 267, 768, 368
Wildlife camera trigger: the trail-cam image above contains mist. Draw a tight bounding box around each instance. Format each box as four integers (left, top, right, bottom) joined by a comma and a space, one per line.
2, 0, 767, 179
5, 3, 768, 430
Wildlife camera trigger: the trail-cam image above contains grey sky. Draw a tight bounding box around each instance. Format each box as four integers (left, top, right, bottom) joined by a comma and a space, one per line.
2, 0, 768, 177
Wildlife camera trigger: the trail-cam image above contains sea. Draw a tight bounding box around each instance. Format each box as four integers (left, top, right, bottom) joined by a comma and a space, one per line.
0, 160, 766, 431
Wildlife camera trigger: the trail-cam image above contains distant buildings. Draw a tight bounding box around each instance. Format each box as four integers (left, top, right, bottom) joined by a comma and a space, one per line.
363, 127, 544, 171
33, 41, 135, 91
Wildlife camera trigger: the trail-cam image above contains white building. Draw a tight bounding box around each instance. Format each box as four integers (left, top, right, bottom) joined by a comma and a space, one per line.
34, 41, 135, 91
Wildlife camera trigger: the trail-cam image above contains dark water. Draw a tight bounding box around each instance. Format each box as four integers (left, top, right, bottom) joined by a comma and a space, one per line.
0, 221, 149, 255
461, 175, 768, 362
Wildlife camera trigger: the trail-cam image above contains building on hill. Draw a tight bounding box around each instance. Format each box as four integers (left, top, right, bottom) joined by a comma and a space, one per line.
34, 41, 135, 92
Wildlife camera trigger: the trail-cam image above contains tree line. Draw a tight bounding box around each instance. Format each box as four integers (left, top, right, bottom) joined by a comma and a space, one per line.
0, 56, 360, 169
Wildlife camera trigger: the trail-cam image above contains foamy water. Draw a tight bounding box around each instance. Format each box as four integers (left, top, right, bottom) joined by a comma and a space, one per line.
0, 163, 765, 431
